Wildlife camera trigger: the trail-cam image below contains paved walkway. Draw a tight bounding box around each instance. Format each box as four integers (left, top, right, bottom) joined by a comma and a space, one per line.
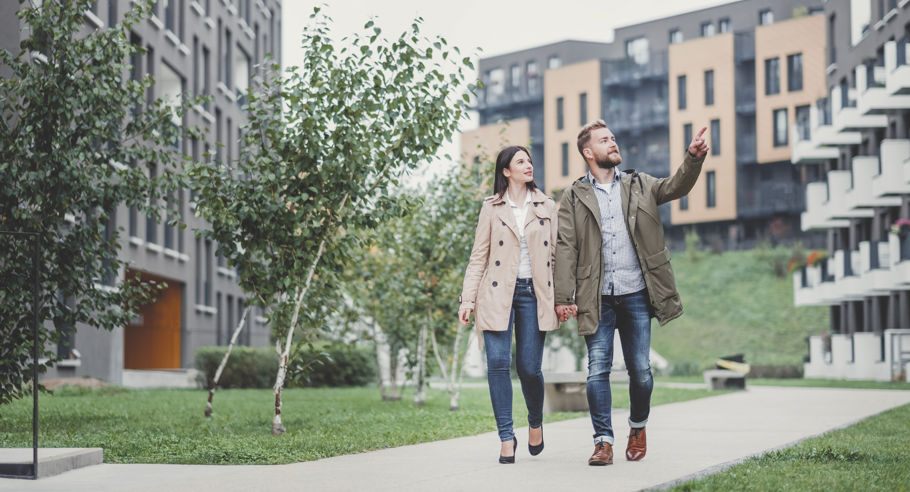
3, 386, 910, 492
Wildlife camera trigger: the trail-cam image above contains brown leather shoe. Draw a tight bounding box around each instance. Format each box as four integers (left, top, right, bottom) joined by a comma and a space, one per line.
626, 427, 647, 461
588, 441, 613, 466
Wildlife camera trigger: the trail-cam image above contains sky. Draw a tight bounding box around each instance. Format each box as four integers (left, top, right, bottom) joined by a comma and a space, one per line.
279, 0, 736, 182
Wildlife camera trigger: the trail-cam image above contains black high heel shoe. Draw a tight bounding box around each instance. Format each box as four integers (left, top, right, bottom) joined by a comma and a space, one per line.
499, 437, 517, 464
529, 426, 544, 456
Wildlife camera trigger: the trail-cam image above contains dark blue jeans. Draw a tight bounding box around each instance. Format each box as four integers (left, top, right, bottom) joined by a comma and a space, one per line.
483, 278, 547, 442
584, 289, 653, 445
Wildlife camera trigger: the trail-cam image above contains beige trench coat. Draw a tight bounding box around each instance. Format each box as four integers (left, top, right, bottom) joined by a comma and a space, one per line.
460, 188, 559, 347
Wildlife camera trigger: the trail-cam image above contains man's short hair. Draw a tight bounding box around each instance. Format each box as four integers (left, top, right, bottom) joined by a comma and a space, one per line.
577, 119, 608, 157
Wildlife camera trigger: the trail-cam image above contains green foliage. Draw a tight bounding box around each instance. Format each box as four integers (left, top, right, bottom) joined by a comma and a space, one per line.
684, 228, 702, 263
289, 344, 376, 388
0, 384, 719, 464
195, 346, 279, 389
672, 403, 910, 491
652, 248, 829, 367
0, 0, 196, 405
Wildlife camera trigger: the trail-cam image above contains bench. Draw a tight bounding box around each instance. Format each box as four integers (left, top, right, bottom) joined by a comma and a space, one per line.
703, 369, 746, 390
543, 372, 588, 413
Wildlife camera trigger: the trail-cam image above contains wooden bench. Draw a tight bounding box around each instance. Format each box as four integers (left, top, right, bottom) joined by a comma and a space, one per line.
703, 369, 746, 390
542, 372, 588, 413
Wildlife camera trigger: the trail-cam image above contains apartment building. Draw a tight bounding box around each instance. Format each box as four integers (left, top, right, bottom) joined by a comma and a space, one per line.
1, 0, 282, 384
793, 0, 910, 381
462, 0, 826, 250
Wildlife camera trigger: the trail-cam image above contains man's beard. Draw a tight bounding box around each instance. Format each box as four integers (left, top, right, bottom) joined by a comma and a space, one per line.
595, 151, 622, 169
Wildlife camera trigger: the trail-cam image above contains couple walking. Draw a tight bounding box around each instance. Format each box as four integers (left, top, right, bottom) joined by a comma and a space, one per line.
458, 120, 709, 465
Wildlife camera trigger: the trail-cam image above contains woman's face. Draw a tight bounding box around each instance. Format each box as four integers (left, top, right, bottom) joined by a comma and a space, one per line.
503, 150, 533, 185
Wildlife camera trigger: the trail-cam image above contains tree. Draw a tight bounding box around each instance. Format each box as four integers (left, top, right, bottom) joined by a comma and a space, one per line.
188, 8, 473, 433
0, 0, 190, 405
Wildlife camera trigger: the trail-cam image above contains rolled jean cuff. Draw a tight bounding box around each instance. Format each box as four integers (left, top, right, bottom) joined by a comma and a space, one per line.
628, 417, 647, 429
594, 435, 614, 446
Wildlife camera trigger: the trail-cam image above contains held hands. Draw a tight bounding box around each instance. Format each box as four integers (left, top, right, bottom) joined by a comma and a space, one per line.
555, 304, 577, 323
688, 126, 709, 158
458, 306, 473, 326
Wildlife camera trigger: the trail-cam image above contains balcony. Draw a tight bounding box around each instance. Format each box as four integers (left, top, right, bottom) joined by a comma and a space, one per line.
801, 181, 849, 230
791, 102, 850, 164
604, 103, 669, 134
844, 156, 903, 209
857, 240, 897, 293
474, 89, 543, 112
602, 51, 669, 87
823, 170, 875, 220
884, 38, 910, 95
734, 84, 756, 115
832, 85, 888, 132
871, 139, 910, 198
856, 62, 910, 115
888, 232, 910, 285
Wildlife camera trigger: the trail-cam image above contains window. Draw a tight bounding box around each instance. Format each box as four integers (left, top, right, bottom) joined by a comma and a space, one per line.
765, 57, 780, 95
711, 119, 720, 155
796, 105, 811, 141
486, 68, 505, 101
625, 37, 650, 65
561, 143, 569, 176
773, 108, 788, 147
680, 195, 689, 210
526, 61, 540, 94
683, 123, 693, 151
706, 171, 716, 208
759, 9, 774, 25
669, 29, 683, 44
235, 47, 251, 104
701, 22, 715, 37
510, 64, 521, 91
718, 18, 731, 33
704, 70, 714, 106
195, 238, 202, 304
828, 14, 837, 65
146, 163, 158, 244
579, 93, 588, 126
108, 0, 117, 26
556, 97, 564, 130
787, 53, 803, 91
677, 75, 687, 110
204, 240, 213, 306
548, 55, 561, 70
224, 29, 233, 87
202, 45, 211, 110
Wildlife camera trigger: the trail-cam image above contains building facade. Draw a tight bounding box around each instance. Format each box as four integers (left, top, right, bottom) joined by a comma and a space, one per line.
3, 0, 282, 385
462, 0, 826, 250
793, 0, 910, 381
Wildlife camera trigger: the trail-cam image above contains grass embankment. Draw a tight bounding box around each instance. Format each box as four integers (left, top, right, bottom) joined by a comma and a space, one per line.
655, 247, 829, 369
673, 402, 910, 491
657, 376, 910, 390
0, 383, 720, 464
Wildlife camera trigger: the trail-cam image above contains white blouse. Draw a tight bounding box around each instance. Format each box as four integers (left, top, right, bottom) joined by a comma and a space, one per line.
506, 191, 533, 279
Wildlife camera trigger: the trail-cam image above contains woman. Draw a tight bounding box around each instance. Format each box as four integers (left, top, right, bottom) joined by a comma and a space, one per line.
458, 145, 558, 464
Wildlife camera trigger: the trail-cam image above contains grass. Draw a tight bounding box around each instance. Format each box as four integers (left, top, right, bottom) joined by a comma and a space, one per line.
0, 383, 722, 464
672, 402, 910, 491
654, 247, 830, 369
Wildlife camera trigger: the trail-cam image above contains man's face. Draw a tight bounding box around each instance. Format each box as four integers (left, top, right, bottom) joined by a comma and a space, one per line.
586, 127, 622, 169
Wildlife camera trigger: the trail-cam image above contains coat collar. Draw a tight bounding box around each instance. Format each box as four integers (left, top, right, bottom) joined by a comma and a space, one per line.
486, 188, 550, 239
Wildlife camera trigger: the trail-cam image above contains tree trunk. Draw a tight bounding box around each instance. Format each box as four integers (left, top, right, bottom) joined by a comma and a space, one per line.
205, 305, 252, 417
372, 321, 388, 401
413, 306, 429, 406
387, 344, 401, 401
448, 323, 465, 411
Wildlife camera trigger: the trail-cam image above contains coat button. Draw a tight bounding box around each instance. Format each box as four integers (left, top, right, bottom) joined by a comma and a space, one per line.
492, 281, 498, 287
495, 260, 501, 266
544, 240, 548, 246
547, 261, 550, 267
539, 220, 544, 225
548, 281, 551, 286
499, 240, 504, 246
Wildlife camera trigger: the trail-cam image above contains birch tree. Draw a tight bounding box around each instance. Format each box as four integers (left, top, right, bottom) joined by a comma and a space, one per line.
188, 8, 472, 434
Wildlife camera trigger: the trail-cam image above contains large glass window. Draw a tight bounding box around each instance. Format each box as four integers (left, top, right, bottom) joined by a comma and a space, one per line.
773, 108, 789, 147
510, 64, 521, 91
561, 143, 569, 176
548, 55, 561, 70
669, 29, 683, 44
487, 68, 505, 102
683, 123, 693, 151
795, 105, 811, 141
526, 61, 540, 94
579, 93, 588, 126
705, 70, 714, 106
701, 22, 715, 37
718, 18, 731, 33
787, 53, 803, 91
678, 75, 687, 110
711, 119, 720, 155
706, 171, 716, 208
765, 57, 780, 95
556, 97, 564, 130
759, 9, 774, 25
625, 37, 650, 65
680, 195, 689, 210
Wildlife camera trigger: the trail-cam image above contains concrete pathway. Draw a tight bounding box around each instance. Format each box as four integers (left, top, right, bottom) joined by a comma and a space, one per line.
3, 386, 909, 492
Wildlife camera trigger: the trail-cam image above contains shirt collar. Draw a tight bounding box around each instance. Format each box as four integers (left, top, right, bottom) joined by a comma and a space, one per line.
587, 171, 619, 191
505, 190, 533, 208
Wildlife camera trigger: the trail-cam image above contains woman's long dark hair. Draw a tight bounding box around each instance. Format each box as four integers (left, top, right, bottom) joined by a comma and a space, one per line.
493, 145, 538, 198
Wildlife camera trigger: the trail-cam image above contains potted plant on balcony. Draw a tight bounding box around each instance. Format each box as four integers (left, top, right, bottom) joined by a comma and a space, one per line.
806, 250, 828, 267
893, 218, 910, 261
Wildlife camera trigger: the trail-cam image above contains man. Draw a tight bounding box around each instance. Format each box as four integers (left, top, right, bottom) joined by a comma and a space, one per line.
555, 119, 708, 466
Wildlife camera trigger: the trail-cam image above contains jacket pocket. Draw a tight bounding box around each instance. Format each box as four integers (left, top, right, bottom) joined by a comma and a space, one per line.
643, 247, 677, 303
575, 264, 595, 314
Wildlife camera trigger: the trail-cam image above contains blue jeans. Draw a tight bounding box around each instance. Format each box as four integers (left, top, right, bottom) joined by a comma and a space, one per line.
483, 278, 547, 442
585, 289, 653, 445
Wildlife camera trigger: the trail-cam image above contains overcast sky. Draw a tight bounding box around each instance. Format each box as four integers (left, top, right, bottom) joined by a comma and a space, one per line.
279, 0, 735, 182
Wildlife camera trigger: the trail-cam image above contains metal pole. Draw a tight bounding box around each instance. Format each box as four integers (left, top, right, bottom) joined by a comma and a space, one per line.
32, 233, 40, 480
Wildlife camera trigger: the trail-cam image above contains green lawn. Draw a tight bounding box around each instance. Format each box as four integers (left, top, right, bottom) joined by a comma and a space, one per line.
672, 402, 910, 491
0, 383, 721, 464
654, 248, 830, 369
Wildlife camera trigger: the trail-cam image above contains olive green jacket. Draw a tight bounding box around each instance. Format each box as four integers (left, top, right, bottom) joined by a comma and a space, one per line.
554, 151, 706, 336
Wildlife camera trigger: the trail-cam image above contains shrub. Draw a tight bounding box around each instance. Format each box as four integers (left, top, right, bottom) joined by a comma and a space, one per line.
748, 364, 803, 379
669, 360, 703, 377
287, 344, 377, 388
194, 346, 279, 389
